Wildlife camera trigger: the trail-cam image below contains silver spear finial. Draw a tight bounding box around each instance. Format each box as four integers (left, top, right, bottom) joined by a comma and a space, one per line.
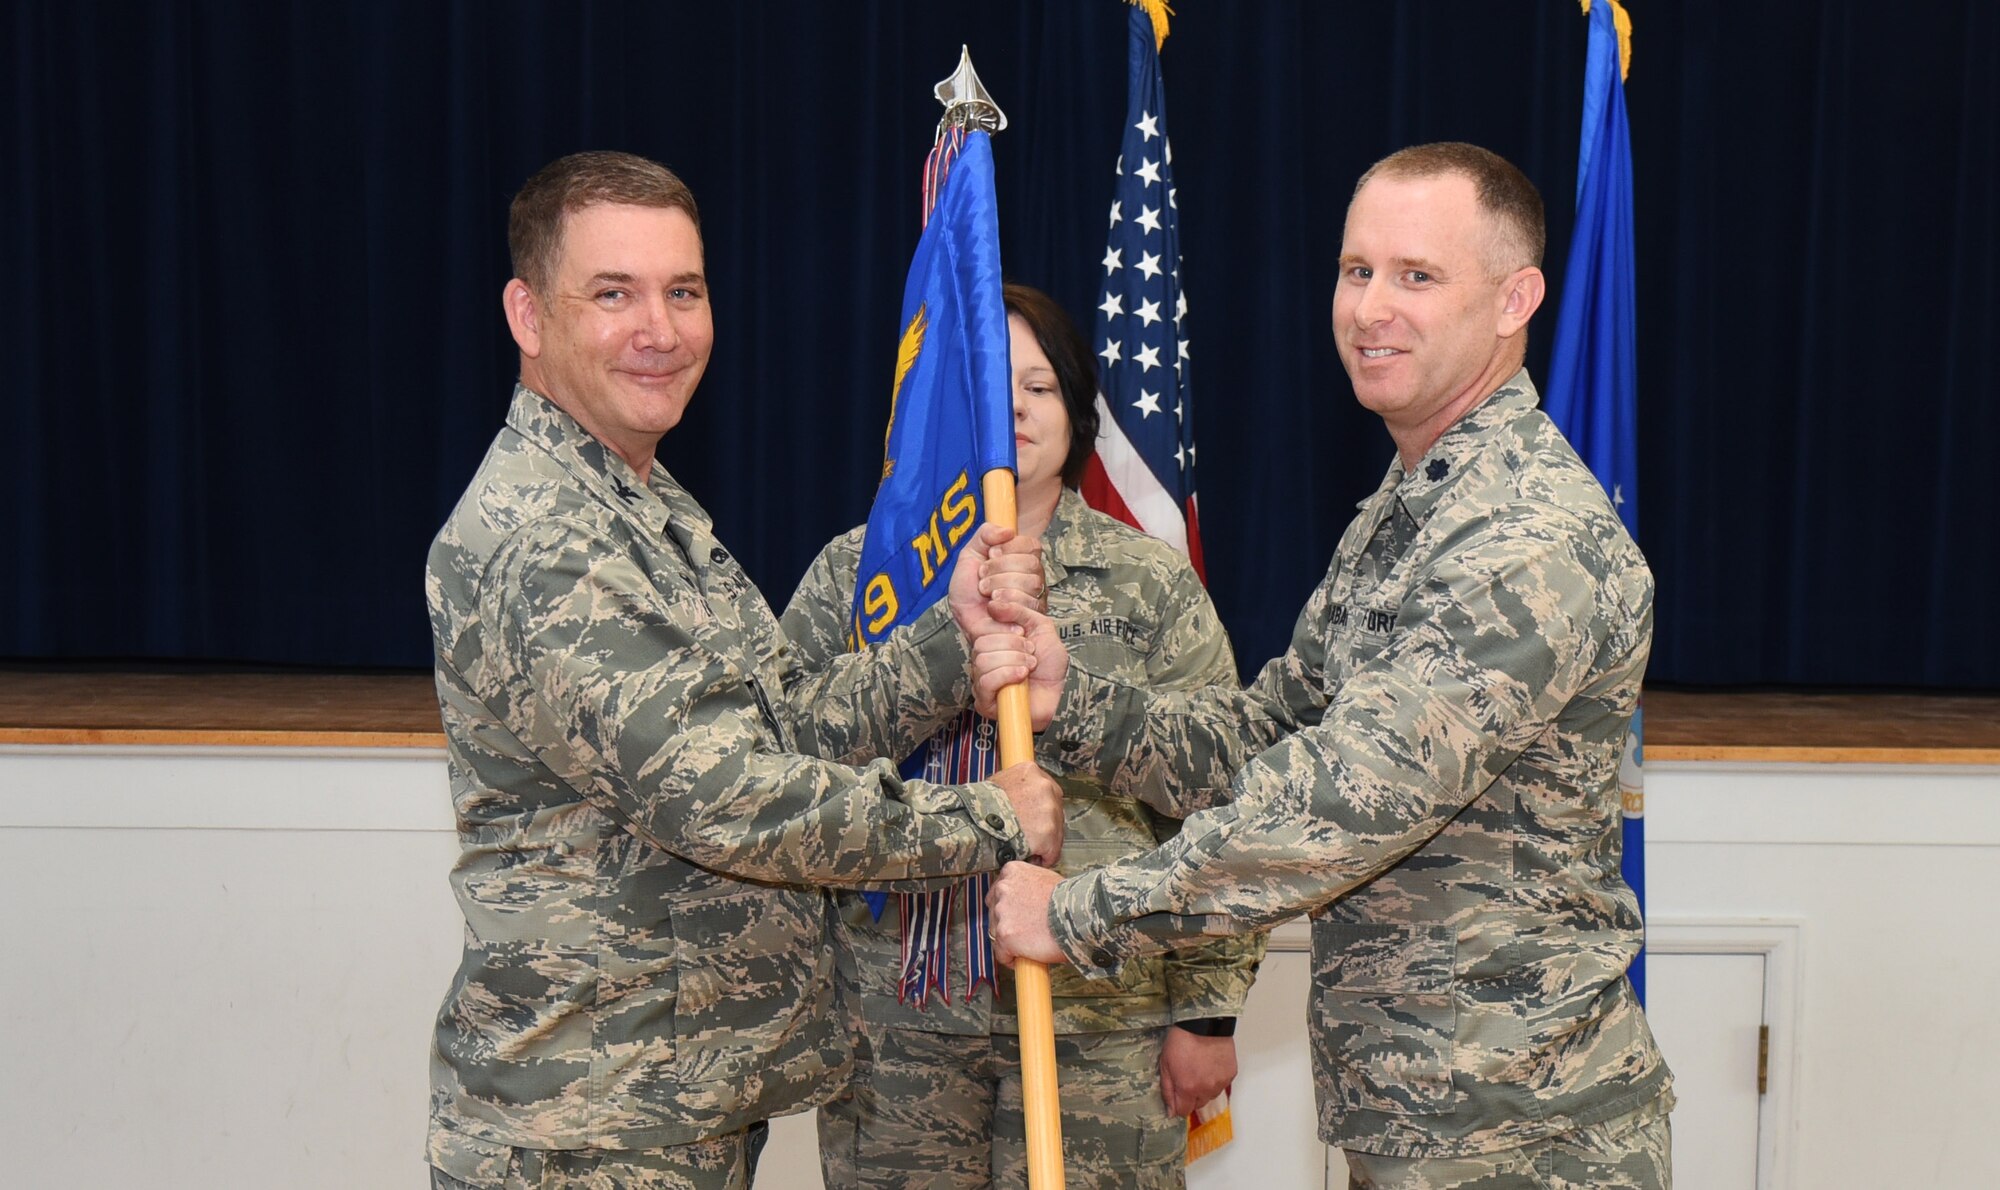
933, 45, 1007, 135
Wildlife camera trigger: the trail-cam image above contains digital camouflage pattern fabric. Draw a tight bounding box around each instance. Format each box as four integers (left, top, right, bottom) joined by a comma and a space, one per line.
817, 1025, 1187, 1190
425, 387, 1033, 1163
1344, 1096, 1671, 1188
1038, 374, 1672, 1157
784, 489, 1261, 1183
428, 1122, 766, 1190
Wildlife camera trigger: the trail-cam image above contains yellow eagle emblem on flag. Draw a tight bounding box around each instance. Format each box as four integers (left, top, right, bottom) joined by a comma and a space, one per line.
882, 303, 928, 481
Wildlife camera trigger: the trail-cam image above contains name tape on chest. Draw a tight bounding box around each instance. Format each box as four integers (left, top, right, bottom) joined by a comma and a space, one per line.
1328, 601, 1400, 636
1056, 615, 1146, 649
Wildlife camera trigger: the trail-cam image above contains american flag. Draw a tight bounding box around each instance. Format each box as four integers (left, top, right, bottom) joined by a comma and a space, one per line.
1080, 2, 1205, 581
1081, 2, 1238, 1162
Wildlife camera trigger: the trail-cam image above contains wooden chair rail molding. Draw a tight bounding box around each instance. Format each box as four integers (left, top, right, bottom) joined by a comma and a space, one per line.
0, 671, 446, 749
1, 671, 1996, 763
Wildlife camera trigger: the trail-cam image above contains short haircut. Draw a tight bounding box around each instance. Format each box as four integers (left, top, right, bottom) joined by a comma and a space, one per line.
508, 151, 701, 293
1003, 283, 1100, 489
1354, 142, 1546, 275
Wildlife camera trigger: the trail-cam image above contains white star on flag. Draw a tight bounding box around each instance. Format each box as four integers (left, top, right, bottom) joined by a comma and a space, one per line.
1098, 291, 1125, 320
1099, 339, 1122, 366
1135, 157, 1162, 186
1135, 297, 1162, 327
1136, 205, 1162, 234
1102, 247, 1123, 275
1136, 251, 1163, 280
1135, 111, 1158, 141
1133, 343, 1162, 372
1133, 389, 1162, 418
1108, 200, 1122, 228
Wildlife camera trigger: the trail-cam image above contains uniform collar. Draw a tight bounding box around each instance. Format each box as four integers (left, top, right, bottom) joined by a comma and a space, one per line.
505, 384, 689, 539
1388, 369, 1539, 526
1039, 487, 1094, 586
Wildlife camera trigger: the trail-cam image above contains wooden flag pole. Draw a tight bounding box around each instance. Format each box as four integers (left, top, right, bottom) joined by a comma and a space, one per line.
930, 46, 1061, 1190
981, 466, 1065, 1190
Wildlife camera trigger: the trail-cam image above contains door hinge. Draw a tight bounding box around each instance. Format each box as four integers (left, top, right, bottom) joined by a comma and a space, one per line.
1757, 1024, 1770, 1095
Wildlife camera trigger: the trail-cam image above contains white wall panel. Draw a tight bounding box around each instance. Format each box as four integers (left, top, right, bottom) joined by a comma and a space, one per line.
3, 747, 1995, 1187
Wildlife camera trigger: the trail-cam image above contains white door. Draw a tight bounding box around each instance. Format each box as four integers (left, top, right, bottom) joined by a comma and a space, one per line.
1646, 950, 1766, 1189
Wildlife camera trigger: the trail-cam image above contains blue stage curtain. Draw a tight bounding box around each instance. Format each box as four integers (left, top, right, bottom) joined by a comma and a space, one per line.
5, 1, 1994, 686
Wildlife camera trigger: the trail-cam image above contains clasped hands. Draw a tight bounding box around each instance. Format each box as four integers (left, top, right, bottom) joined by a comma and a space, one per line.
945, 524, 1073, 968
945, 523, 1070, 728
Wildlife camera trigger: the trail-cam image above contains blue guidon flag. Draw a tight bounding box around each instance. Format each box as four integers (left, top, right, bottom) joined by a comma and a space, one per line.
851, 124, 1013, 1005
1545, 0, 1647, 1002
1080, 1, 1206, 580
851, 128, 1014, 651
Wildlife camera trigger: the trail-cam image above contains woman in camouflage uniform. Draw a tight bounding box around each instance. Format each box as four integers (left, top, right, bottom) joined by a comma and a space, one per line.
781, 284, 1262, 1189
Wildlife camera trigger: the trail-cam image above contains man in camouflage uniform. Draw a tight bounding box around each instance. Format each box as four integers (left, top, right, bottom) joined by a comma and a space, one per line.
786, 487, 1262, 1189
984, 143, 1674, 1188
424, 151, 1064, 1190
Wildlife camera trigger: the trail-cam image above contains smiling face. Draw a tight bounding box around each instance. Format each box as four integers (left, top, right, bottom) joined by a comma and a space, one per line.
1009, 313, 1074, 505
1333, 172, 1543, 463
504, 202, 713, 475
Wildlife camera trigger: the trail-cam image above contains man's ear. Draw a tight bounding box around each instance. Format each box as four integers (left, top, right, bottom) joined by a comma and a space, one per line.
1497, 266, 1546, 340
503, 279, 543, 358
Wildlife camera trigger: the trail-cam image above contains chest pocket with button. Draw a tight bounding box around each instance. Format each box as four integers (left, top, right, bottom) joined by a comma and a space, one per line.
662, 519, 794, 751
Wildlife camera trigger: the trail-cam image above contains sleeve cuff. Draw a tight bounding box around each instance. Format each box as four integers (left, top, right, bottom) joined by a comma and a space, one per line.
1045, 662, 1119, 769
1047, 867, 1135, 981
907, 599, 970, 662
952, 778, 1028, 866
1167, 993, 1253, 1022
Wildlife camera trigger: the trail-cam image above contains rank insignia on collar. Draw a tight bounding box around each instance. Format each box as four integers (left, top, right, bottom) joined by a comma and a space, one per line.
1426, 458, 1450, 481
613, 478, 640, 502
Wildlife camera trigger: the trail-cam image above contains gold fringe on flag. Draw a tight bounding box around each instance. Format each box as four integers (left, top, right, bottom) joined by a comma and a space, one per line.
1579, 0, 1634, 80
1184, 1089, 1235, 1164
1129, 0, 1173, 52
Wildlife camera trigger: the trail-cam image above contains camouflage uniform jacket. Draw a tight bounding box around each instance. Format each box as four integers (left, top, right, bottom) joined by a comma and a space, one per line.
425, 387, 1032, 1157
1039, 373, 1671, 1156
782, 488, 1263, 1036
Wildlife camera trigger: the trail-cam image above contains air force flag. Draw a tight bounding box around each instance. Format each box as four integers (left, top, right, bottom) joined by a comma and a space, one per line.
1546, 0, 1647, 1003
